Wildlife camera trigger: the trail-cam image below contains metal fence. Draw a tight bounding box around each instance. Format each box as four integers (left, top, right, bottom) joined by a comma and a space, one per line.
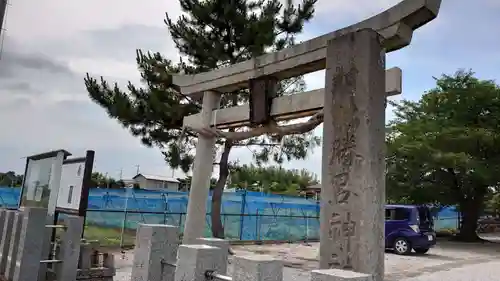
84, 188, 320, 247
0, 187, 459, 248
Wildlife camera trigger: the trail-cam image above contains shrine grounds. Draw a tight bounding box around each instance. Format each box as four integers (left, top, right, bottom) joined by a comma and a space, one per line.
113, 234, 500, 281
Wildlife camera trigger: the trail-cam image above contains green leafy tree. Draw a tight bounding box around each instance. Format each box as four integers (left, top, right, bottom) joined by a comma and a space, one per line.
91, 172, 125, 189
485, 192, 500, 217
228, 164, 318, 196
84, 0, 319, 238
0, 171, 23, 187
386, 70, 500, 241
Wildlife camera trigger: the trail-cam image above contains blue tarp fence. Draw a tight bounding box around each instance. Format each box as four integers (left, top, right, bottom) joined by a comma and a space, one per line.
0, 187, 459, 241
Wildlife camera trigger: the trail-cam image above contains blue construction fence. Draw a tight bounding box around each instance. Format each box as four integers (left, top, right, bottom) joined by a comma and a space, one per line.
0, 187, 459, 241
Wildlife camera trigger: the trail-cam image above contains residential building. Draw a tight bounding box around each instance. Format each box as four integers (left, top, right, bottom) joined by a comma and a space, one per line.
132, 173, 180, 191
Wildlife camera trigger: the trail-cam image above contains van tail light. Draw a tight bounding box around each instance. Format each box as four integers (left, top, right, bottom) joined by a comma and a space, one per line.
410, 225, 420, 233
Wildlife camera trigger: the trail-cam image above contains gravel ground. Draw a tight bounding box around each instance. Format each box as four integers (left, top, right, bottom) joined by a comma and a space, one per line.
113, 235, 500, 281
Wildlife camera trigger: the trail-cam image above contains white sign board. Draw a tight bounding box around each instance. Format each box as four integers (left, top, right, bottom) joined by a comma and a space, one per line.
56, 161, 85, 211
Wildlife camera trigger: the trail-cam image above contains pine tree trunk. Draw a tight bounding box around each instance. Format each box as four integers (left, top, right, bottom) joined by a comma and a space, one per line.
211, 141, 232, 239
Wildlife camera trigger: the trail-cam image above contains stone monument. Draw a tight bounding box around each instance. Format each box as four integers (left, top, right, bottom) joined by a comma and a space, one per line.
172, 0, 442, 280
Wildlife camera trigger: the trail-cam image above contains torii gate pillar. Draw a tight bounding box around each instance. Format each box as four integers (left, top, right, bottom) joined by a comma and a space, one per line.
182, 91, 220, 244
320, 29, 386, 280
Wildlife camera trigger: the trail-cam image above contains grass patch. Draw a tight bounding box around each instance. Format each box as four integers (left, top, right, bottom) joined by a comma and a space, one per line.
83, 224, 136, 249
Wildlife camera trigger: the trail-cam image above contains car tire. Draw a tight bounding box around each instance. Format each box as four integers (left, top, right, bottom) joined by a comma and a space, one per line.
393, 237, 412, 255
414, 248, 430, 254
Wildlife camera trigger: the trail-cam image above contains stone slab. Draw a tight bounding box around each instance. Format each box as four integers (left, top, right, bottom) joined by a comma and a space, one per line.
0, 209, 13, 274
13, 207, 48, 281
196, 237, 230, 274
174, 244, 224, 281
131, 224, 179, 281
5, 211, 23, 280
232, 254, 283, 281
311, 269, 373, 281
55, 215, 84, 281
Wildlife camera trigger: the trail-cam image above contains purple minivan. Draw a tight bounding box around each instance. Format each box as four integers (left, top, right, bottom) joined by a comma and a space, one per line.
385, 205, 436, 255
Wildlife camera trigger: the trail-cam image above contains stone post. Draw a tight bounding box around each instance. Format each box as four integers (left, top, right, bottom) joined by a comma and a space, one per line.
0, 210, 6, 241
38, 213, 55, 281
232, 255, 283, 281
131, 224, 179, 281
195, 237, 229, 274
174, 244, 224, 281
320, 28, 386, 281
55, 215, 84, 281
0, 209, 12, 274
13, 207, 48, 281
311, 269, 373, 281
5, 211, 23, 280
182, 90, 221, 244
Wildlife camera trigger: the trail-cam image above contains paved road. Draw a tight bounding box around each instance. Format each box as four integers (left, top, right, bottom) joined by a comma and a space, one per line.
114, 236, 500, 281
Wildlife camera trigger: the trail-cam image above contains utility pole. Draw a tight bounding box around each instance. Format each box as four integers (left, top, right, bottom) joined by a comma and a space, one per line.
0, 0, 8, 59
0, 0, 7, 34
104, 172, 109, 189
135, 165, 140, 175
119, 168, 123, 180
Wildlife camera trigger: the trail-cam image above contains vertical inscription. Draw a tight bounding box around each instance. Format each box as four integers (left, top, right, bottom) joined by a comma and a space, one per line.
326, 61, 364, 269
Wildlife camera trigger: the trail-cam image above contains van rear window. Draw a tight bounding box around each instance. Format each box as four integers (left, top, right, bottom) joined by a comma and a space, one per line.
385, 208, 410, 220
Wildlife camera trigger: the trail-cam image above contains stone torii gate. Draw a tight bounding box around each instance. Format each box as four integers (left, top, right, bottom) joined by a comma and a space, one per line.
173, 0, 442, 280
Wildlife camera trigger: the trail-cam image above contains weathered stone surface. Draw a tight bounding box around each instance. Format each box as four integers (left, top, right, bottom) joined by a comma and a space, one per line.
5, 211, 23, 280
319, 29, 386, 281
183, 67, 402, 131
13, 207, 47, 281
131, 224, 179, 281
79, 241, 99, 270
174, 244, 224, 281
55, 215, 84, 281
232, 254, 283, 281
311, 269, 374, 281
38, 213, 55, 281
0, 209, 13, 274
196, 237, 229, 273
182, 91, 221, 244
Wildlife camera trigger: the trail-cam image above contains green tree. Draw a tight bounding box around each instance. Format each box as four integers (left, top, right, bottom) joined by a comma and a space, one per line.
228, 164, 318, 196
386, 70, 500, 241
0, 171, 23, 187
84, 0, 320, 238
485, 192, 500, 217
91, 172, 125, 189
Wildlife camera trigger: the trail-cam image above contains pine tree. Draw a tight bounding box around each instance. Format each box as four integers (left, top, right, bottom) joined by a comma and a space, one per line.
84, 0, 319, 238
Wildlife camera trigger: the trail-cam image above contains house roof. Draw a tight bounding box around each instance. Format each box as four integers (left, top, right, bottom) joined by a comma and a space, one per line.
306, 184, 321, 190
132, 173, 180, 183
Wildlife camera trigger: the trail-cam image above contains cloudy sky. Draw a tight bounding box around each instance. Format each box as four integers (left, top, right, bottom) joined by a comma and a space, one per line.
1, 0, 498, 180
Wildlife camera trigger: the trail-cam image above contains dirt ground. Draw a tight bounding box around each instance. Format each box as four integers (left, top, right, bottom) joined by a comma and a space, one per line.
114, 234, 500, 281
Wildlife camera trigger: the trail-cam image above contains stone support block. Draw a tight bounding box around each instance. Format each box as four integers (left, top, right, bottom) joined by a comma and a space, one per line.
5, 211, 23, 280
55, 215, 84, 281
0, 209, 14, 274
13, 207, 48, 281
174, 244, 224, 281
131, 224, 179, 281
195, 237, 229, 274
232, 254, 283, 281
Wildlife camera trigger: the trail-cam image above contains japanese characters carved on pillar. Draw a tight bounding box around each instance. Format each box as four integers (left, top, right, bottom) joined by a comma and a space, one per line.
327, 64, 364, 269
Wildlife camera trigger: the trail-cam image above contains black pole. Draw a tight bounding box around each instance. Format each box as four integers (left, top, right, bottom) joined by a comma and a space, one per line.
0, 0, 7, 39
